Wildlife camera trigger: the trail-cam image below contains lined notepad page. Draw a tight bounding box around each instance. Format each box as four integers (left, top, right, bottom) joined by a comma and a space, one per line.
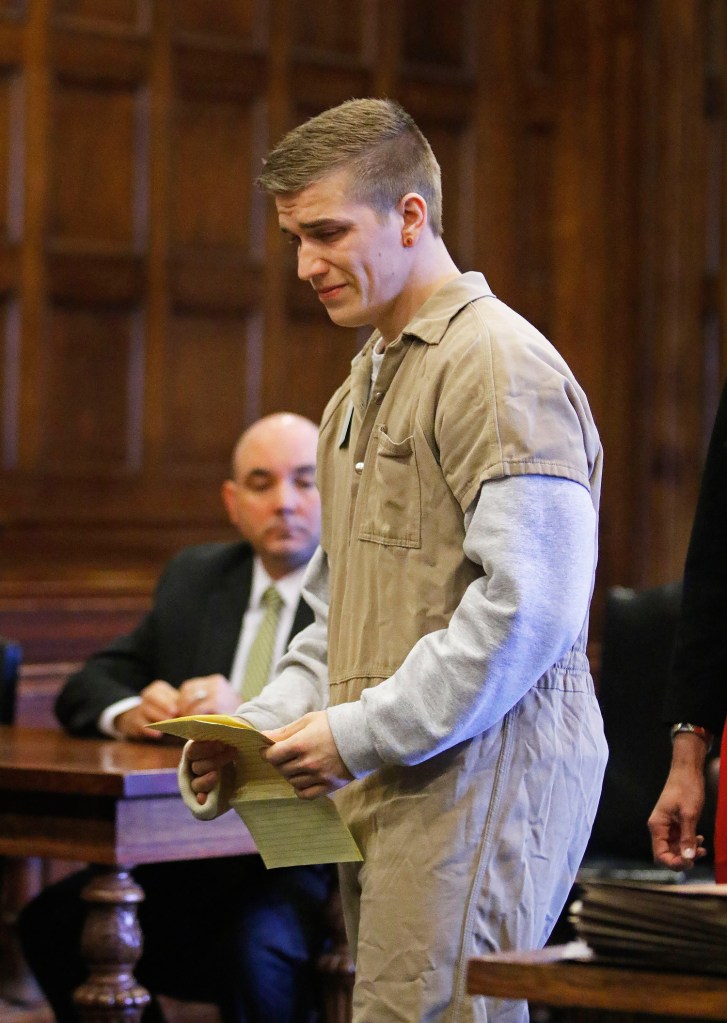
151, 714, 363, 869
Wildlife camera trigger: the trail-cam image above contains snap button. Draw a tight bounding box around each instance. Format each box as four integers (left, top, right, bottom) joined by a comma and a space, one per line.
354, 461, 364, 473
374, 391, 384, 404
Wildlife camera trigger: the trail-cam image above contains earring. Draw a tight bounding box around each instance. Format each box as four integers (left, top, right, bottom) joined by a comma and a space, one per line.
403, 235, 414, 247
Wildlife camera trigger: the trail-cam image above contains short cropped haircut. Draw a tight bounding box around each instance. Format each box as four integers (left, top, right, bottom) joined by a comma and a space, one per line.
257, 98, 443, 237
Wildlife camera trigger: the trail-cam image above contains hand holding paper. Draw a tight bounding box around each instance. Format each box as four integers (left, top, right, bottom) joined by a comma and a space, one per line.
187, 739, 237, 805
149, 714, 362, 869
264, 710, 353, 799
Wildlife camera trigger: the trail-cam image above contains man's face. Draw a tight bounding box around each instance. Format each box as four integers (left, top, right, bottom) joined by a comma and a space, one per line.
275, 169, 411, 342
222, 417, 321, 579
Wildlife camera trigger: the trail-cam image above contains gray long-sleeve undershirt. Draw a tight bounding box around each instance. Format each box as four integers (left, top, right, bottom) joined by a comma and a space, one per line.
238, 472, 597, 778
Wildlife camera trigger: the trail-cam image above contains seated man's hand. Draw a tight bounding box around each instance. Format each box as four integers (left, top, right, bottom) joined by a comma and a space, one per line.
263, 711, 353, 800
186, 739, 236, 806
177, 674, 241, 716
116, 679, 180, 740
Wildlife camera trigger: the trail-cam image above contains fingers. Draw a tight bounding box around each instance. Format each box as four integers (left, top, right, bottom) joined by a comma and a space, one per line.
140, 679, 180, 720
177, 674, 233, 715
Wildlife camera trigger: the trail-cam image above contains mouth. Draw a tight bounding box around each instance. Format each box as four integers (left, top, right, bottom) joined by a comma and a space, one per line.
315, 283, 346, 303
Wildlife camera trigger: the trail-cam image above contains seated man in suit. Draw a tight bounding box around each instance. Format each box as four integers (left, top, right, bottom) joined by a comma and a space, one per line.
18, 412, 330, 1023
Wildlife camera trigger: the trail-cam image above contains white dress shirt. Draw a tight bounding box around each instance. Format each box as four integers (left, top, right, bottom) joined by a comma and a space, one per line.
98, 556, 307, 736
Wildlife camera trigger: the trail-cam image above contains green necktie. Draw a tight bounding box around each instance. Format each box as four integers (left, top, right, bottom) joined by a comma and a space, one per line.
239, 585, 284, 702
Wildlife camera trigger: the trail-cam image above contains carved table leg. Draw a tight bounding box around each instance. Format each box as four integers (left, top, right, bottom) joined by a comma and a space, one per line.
73, 868, 150, 1023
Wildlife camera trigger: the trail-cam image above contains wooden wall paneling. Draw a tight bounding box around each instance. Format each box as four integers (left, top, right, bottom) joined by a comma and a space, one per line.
163, 15, 268, 476
17, 0, 50, 473
39, 305, 140, 473
704, 0, 727, 425
173, 0, 267, 46
261, 3, 374, 422
52, 0, 149, 34
0, 33, 23, 472
160, 310, 257, 476
547, 1, 643, 602
590, 1, 642, 595
636, 0, 711, 586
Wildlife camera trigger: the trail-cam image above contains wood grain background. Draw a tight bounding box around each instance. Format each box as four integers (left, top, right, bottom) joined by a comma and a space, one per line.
0, 0, 724, 637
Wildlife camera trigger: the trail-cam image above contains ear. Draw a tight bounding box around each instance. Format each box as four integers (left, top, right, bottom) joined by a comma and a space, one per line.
398, 192, 427, 246
221, 480, 239, 527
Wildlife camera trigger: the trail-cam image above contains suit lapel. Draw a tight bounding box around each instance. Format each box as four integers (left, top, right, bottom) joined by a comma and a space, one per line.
287, 593, 315, 647
195, 547, 253, 677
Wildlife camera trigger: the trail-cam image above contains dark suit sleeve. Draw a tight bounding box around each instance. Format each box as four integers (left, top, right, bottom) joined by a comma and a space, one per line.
663, 380, 727, 735
55, 603, 162, 737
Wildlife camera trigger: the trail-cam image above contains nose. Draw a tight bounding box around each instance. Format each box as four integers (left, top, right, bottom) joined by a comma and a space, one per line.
272, 477, 298, 511
297, 239, 327, 281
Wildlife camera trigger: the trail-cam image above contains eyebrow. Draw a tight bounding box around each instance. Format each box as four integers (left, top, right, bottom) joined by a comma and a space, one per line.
280, 218, 353, 235
241, 464, 316, 481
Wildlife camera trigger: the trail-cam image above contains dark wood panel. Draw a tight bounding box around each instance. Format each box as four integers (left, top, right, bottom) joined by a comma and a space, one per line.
48, 80, 145, 247
52, 0, 149, 34
172, 0, 267, 45
158, 311, 258, 474
290, 0, 372, 64
37, 304, 142, 473
171, 93, 264, 248
0, 0, 723, 617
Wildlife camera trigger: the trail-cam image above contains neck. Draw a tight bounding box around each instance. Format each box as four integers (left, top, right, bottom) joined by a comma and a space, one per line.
378, 239, 460, 346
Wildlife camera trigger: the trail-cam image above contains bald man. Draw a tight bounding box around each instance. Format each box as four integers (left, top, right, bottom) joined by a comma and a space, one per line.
18, 414, 331, 1023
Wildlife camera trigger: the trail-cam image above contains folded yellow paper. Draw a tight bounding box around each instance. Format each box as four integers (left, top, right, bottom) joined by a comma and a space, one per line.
150, 714, 363, 869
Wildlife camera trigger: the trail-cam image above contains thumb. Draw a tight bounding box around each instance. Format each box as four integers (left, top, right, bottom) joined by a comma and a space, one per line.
679, 816, 699, 861
263, 718, 307, 743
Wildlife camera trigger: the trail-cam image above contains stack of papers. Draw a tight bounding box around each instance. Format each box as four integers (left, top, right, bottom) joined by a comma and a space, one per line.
569, 879, 727, 975
151, 714, 363, 870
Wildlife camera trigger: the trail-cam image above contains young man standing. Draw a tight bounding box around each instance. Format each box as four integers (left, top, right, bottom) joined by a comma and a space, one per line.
183, 99, 607, 1023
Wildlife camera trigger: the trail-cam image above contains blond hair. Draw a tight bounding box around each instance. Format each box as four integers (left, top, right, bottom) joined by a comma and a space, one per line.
257, 98, 443, 236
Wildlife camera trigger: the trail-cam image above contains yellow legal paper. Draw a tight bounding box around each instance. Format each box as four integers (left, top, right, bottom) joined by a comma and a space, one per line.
150, 714, 363, 869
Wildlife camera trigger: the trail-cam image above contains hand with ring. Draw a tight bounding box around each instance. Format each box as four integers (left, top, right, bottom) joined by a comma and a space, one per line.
115, 679, 180, 741
177, 674, 242, 716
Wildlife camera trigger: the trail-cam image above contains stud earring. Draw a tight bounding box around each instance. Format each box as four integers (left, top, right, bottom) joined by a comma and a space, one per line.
404, 235, 414, 247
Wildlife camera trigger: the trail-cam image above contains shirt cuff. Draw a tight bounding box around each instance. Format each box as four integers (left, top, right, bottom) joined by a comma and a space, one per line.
327, 702, 385, 778
98, 696, 142, 738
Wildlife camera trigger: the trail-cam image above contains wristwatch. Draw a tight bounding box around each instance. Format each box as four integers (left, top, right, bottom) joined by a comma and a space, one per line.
670, 722, 714, 753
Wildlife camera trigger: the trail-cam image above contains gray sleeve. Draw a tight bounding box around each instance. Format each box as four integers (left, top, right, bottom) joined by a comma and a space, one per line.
327, 474, 598, 777
234, 544, 331, 731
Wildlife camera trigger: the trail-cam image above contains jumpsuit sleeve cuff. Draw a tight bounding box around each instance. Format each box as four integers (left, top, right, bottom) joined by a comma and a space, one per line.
327, 702, 385, 778
178, 740, 236, 820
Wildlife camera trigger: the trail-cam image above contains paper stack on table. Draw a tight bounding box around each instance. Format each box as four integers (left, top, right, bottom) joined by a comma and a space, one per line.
150, 714, 363, 870
570, 878, 727, 975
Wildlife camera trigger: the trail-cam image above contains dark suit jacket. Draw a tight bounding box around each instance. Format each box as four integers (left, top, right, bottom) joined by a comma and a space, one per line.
662, 380, 727, 736
56, 542, 314, 737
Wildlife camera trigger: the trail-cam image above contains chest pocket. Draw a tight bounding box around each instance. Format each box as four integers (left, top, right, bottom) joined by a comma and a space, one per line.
357, 426, 422, 548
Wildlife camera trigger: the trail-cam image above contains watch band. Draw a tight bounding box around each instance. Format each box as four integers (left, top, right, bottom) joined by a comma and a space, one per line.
670, 722, 714, 753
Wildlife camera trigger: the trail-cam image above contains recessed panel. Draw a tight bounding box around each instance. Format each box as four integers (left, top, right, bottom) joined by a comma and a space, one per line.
159, 313, 255, 475
39, 305, 140, 472
1, 299, 18, 469
276, 320, 360, 426
172, 96, 260, 250
0, 69, 22, 242
402, 0, 472, 70
292, 0, 369, 60
419, 117, 471, 269
53, 0, 146, 31
49, 82, 139, 246
174, 0, 261, 41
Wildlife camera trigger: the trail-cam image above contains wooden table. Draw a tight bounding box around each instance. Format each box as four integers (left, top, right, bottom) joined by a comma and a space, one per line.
467, 946, 727, 1020
0, 726, 256, 1022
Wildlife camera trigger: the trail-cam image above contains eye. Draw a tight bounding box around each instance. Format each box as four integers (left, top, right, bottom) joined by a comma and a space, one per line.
316, 228, 344, 242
